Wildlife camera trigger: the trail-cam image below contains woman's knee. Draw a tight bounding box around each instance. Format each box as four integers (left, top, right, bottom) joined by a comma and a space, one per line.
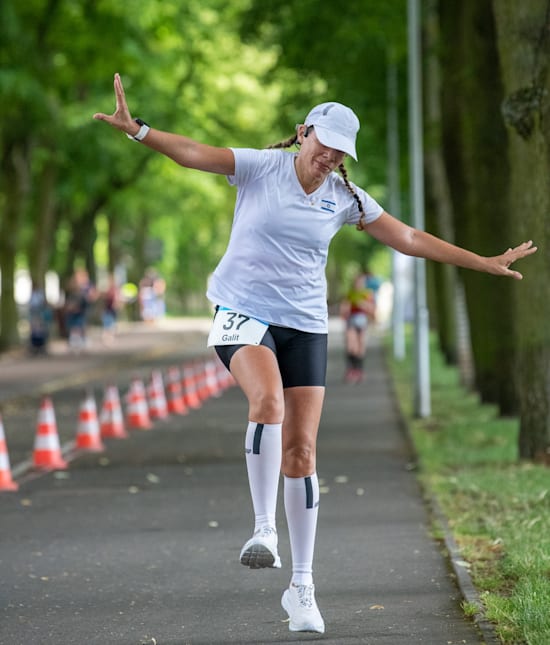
282, 444, 316, 477
248, 389, 284, 423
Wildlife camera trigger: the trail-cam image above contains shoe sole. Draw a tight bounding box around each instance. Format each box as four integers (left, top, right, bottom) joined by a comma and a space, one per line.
240, 543, 281, 569
281, 590, 325, 633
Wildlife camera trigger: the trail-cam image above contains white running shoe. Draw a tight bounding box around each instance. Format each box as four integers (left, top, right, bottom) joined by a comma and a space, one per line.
239, 526, 282, 569
281, 583, 325, 633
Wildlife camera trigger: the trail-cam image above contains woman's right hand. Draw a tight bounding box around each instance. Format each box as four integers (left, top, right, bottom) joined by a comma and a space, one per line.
92, 73, 236, 175
93, 73, 137, 136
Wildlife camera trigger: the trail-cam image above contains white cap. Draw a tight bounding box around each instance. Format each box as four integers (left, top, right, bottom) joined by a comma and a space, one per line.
304, 102, 360, 160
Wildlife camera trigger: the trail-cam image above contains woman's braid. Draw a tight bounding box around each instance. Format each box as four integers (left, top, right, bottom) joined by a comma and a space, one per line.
338, 163, 366, 230
266, 134, 298, 150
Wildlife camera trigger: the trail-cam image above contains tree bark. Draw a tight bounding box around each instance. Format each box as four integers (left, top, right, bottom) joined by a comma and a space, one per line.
493, 0, 550, 460
439, 0, 518, 414
424, 0, 459, 366
0, 140, 30, 350
28, 156, 58, 291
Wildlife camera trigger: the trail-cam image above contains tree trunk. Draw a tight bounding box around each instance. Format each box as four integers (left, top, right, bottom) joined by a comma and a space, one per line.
424, 0, 459, 366
62, 208, 100, 287
28, 157, 58, 291
493, 0, 550, 460
0, 140, 29, 351
439, 0, 518, 414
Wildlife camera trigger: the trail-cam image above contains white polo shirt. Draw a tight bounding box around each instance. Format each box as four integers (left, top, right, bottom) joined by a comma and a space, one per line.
206, 148, 383, 333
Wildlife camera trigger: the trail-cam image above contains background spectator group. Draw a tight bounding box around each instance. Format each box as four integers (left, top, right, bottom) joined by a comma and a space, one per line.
26, 267, 167, 355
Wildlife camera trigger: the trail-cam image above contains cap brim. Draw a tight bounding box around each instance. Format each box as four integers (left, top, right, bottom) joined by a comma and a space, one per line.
314, 125, 357, 161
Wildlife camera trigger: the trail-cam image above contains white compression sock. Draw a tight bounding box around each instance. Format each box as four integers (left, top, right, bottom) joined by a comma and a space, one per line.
245, 421, 282, 531
284, 473, 319, 587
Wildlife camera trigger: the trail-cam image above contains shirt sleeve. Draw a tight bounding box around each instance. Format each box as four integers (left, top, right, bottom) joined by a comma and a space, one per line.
227, 148, 278, 187
344, 182, 384, 227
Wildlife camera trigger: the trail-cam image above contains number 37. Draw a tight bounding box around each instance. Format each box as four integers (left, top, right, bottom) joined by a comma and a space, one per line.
222, 312, 250, 330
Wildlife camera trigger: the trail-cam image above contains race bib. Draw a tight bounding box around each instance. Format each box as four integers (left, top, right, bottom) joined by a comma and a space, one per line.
207, 308, 269, 347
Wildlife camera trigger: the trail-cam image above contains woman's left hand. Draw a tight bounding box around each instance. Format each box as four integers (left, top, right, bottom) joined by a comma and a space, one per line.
486, 240, 538, 280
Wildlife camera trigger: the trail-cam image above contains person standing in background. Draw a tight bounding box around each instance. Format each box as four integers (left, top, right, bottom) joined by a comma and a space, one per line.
100, 274, 120, 345
64, 268, 96, 353
28, 282, 52, 355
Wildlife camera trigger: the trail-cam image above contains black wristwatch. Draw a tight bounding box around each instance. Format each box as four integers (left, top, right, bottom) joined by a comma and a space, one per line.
127, 118, 150, 142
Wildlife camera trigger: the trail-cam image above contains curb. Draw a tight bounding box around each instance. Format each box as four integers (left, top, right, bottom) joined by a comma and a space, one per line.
428, 496, 502, 645
384, 347, 501, 645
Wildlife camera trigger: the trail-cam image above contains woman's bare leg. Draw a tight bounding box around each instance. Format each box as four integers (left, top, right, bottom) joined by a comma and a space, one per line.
229, 345, 285, 568
282, 386, 324, 478
229, 345, 284, 423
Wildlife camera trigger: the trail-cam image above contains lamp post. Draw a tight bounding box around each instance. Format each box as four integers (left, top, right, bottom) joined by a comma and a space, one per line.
387, 49, 406, 362
408, 0, 431, 417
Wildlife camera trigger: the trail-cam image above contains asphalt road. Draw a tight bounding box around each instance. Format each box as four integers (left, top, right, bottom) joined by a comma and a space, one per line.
0, 319, 485, 644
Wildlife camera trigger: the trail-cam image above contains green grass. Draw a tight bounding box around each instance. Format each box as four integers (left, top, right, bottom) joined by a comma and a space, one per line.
386, 329, 550, 645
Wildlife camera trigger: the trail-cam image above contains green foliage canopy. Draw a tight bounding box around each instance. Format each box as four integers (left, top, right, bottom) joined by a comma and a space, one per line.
0, 0, 408, 345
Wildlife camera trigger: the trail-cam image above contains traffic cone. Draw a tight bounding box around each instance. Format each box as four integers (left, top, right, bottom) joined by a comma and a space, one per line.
32, 397, 68, 470
214, 359, 227, 392
195, 360, 210, 401
0, 415, 18, 492
126, 378, 152, 430
75, 392, 105, 452
182, 363, 202, 409
166, 366, 188, 415
147, 370, 169, 420
216, 357, 235, 390
100, 385, 128, 439
205, 359, 221, 398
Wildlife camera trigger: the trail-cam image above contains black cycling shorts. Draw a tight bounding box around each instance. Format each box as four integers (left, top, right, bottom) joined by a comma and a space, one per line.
215, 324, 328, 388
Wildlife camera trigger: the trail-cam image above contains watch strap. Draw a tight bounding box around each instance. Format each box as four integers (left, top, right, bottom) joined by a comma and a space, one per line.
126, 118, 150, 142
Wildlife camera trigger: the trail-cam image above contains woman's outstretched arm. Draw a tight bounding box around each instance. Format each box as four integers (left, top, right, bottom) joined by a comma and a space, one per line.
365, 211, 537, 280
93, 73, 235, 175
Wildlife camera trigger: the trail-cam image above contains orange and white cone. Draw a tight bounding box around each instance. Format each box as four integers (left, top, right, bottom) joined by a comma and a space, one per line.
75, 392, 105, 452
182, 363, 202, 410
33, 397, 68, 470
147, 370, 169, 420
100, 385, 128, 439
0, 415, 18, 492
205, 359, 221, 398
214, 359, 227, 392
126, 378, 152, 430
195, 360, 210, 402
166, 366, 188, 415
216, 357, 235, 391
